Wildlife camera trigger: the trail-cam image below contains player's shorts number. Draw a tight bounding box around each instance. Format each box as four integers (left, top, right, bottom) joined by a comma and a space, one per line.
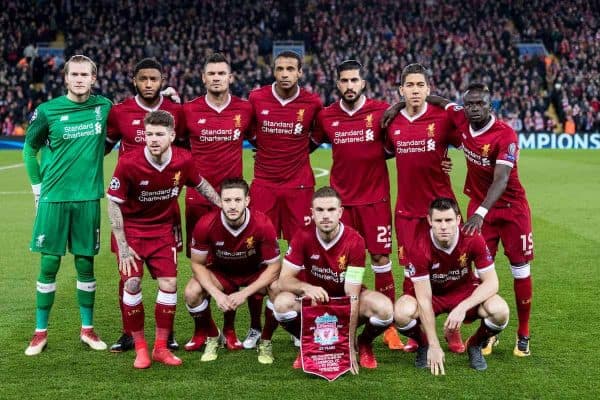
520, 232, 533, 252
377, 225, 392, 243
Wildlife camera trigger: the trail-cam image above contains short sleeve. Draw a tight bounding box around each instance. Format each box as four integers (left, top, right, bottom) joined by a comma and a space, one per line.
472, 233, 495, 274
495, 127, 519, 168
406, 238, 431, 282
190, 216, 211, 256
311, 110, 328, 145
106, 107, 121, 144
106, 158, 130, 203
348, 234, 366, 268
284, 233, 305, 270
259, 217, 281, 264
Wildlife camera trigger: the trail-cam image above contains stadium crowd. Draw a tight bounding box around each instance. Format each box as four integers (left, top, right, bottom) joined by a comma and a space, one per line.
1, 0, 599, 136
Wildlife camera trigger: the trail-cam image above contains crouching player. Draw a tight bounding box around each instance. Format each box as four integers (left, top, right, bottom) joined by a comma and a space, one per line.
107, 110, 220, 368
184, 178, 281, 364
394, 197, 509, 373
274, 187, 393, 373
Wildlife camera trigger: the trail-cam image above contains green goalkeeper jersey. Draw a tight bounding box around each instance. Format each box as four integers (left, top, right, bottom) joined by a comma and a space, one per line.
25, 95, 112, 202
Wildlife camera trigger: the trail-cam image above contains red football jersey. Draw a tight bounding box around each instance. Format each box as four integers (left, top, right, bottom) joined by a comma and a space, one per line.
284, 223, 366, 297
107, 146, 202, 237
313, 97, 390, 205
385, 104, 462, 218
190, 209, 280, 276
249, 84, 323, 188
183, 95, 254, 205
106, 95, 185, 156
407, 227, 495, 296
446, 107, 529, 207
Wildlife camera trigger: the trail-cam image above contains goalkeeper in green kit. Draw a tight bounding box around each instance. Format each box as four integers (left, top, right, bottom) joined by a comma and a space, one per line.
23, 55, 112, 356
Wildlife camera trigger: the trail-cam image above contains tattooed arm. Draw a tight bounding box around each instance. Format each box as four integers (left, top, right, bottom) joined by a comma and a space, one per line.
195, 178, 222, 208
107, 198, 140, 276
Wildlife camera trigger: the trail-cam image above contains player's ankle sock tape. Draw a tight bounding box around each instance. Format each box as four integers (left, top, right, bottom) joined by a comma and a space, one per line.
123, 290, 143, 307
39, 254, 60, 282
157, 290, 177, 306
371, 262, 392, 273
273, 310, 298, 322
186, 299, 209, 313
511, 263, 531, 279
266, 299, 274, 310
369, 315, 394, 327
484, 317, 508, 332
396, 319, 418, 332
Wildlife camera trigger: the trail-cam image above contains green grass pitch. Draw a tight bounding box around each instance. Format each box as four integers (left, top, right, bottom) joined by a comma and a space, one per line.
1, 148, 599, 399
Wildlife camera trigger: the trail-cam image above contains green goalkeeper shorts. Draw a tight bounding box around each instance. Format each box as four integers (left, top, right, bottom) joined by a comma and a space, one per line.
30, 200, 101, 256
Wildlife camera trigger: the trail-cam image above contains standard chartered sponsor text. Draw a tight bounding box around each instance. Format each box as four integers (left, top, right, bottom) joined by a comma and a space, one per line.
62, 122, 99, 139
261, 120, 294, 134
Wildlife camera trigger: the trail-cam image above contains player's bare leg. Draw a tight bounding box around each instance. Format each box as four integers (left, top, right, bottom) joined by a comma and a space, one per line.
465, 294, 509, 371
357, 290, 394, 369
372, 254, 403, 350
394, 295, 428, 368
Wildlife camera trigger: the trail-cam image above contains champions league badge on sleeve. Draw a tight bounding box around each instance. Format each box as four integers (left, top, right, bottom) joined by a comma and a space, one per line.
300, 297, 351, 381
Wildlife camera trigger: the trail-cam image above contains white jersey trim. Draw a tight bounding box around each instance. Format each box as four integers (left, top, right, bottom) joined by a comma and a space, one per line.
316, 222, 345, 251
271, 82, 300, 106
477, 263, 496, 274
283, 259, 304, 270
191, 248, 208, 256
263, 255, 281, 265
496, 159, 514, 168
205, 94, 232, 114
400, 103, 428, 123
339, 95, 366, 116
410, 275, 430, 282
445, 102, 460, 110
106, 194, 126, 204
144, 146, 172, 172
430, 226, 459, 255
221, 208, 251, 237
135, 95, 164, 112
469, 115, 496, 137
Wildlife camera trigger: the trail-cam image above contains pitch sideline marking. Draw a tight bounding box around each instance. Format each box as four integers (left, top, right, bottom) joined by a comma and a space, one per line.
313, 168, 329, 178
0, 163, 24, 171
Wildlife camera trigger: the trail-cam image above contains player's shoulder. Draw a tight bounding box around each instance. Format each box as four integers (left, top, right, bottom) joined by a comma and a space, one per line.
249, 85, 271, 101
493, 118, 517, 137
299, 87, 322, 104
459, 229, 486, 249
89, 94, 113, 107
196, 209, 222, 230
229, 95, 253, 111
365, 98, 389, 111
160, 97, 183, 112
182, 95, 206, 111
118, 146, 144, 166
342, 223, 365, 244
110, 97, 136, 111
172, 145, 193, 162
319, 101, 340, 117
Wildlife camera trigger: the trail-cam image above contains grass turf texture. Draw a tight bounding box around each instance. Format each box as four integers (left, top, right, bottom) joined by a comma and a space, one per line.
1, 149, 599, 399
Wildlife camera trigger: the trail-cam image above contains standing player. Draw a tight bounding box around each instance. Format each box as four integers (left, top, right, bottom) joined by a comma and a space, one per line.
383, 64, 464, 353
23, 55, 111, 355
312, 60, 403, 350
248, 50, 323, 242
182, 53, 261, 352
394, 197, 509, 373
106, 110, 220, 369
184, 178, 281, 364
442, 83, 534, 356
105, 58, 184, 353
274, 187, 394, 371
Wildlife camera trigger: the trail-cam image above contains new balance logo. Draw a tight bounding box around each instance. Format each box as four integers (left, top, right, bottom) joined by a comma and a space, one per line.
432, 263, 440, 270
394, 129, 401, 135
139, 180, 149, 186
198, 118, 206, 124
310, 254, 320, 260
132, 120, 141, 125
60, 115, 69, 121
261, 110, 269, 115
332, 121, 339, 127
216, 241, 225, 246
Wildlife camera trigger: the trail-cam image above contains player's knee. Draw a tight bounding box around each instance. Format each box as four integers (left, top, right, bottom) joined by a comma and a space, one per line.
511, 263, 531, 279
74, 255, 94, 281
124, 277, 141, 294
370, 254, 389, 266
394, 295, 417, 325
158, 277, 177, 293
273, 292, 297, 315
485, 295, 510, 325
39, 254, 61, 282
184, 279, 205, 306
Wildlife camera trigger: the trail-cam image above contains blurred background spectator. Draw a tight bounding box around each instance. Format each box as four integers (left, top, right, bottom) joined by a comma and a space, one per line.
1, 0, 598, 135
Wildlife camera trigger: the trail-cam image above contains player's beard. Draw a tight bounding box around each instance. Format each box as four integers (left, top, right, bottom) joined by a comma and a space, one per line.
342, 90, 361, 105
225, 208, 246, 228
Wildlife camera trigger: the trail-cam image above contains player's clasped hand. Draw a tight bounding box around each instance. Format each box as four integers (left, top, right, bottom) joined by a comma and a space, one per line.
215, 292, 235, 312
441, 157, 453, 174
428, 346, 446, 376
228, 291, 248, 310
462, 214, 483, 236
118, 246, 140, 277
303, 285, 330, 304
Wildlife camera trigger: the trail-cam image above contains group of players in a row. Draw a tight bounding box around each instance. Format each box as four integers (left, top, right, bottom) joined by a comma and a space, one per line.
22, 51, 534, 376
